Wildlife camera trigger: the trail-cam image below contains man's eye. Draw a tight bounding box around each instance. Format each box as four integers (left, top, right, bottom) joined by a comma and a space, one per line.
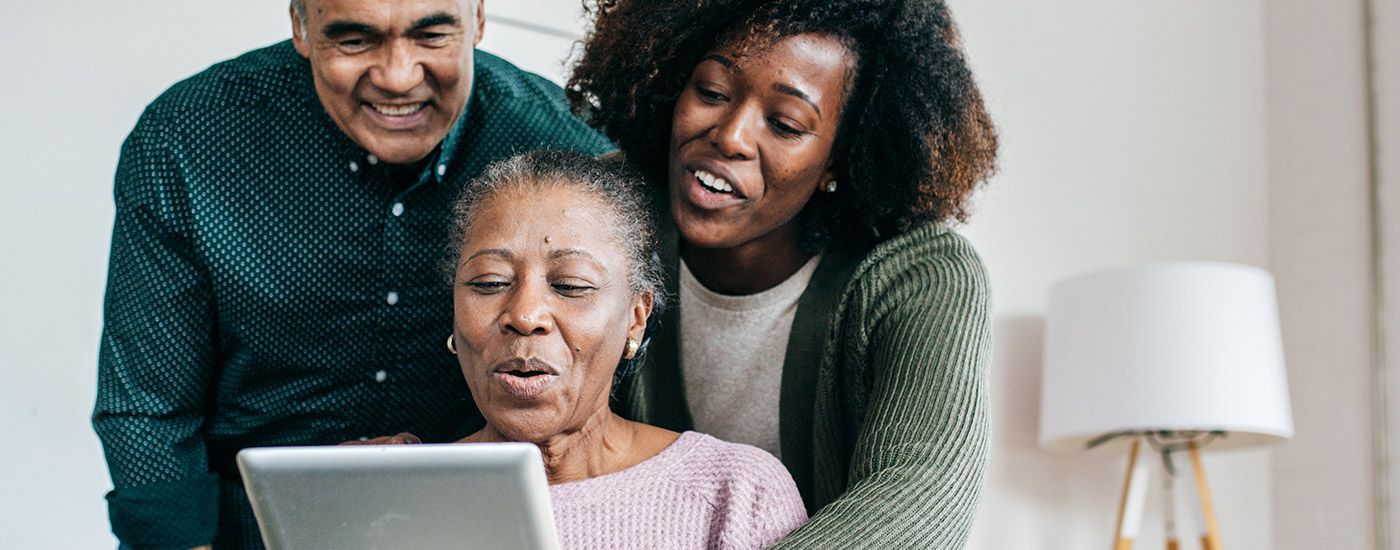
337, 38, 372, 51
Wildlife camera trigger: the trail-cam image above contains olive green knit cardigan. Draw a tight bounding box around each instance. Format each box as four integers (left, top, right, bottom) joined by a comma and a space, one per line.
616, 221, 992, 549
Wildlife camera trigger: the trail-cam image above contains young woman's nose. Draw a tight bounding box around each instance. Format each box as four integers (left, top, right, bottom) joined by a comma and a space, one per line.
708, 105, 759, 160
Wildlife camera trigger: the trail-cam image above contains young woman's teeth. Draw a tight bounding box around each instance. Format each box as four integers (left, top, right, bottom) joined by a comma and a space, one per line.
695, 169, 734, 193
371, 103, 425, 116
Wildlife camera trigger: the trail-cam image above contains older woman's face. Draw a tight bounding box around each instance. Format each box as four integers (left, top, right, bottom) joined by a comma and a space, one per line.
667, 33, 852, 251
452, 184, 649, 442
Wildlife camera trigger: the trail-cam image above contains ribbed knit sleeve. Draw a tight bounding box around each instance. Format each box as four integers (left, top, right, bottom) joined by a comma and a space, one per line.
770, 226, 992, 549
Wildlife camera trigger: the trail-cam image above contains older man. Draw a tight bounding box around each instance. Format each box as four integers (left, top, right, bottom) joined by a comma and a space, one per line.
92, 1, 611, 547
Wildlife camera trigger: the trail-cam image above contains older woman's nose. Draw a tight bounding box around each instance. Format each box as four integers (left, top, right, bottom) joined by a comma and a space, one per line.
500, 284, 555, 336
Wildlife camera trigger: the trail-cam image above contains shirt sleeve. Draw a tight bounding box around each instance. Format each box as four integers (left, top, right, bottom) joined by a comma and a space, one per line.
770, 238, 992, 549
92, 107, 222, 549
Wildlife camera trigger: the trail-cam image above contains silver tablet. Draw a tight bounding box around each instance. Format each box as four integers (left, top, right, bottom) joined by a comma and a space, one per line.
237, 443, 559, 550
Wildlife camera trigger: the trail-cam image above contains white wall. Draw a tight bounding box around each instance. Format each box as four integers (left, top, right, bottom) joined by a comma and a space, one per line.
0, 1, 586, 546
0, 2, 289, 547
0, 1, 1279, 548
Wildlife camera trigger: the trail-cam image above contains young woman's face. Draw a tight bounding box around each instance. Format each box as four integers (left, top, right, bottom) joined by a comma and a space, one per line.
667, 33, 853, 252
452, 184, 649, 442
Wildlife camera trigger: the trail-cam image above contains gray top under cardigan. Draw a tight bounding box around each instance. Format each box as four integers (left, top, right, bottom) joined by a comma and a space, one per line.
616, 215, 993, 549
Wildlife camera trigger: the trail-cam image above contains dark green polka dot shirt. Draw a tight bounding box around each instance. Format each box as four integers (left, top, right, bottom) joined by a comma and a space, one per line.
92, 41, 612, 549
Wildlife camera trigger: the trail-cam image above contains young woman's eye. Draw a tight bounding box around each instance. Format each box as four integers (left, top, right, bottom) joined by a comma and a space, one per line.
768, 118, 805, 138
694, 84, 729, 103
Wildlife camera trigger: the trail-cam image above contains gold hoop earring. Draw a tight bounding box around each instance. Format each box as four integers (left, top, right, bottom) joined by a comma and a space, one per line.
624, 338, 640, 360
446, 334, 458, 355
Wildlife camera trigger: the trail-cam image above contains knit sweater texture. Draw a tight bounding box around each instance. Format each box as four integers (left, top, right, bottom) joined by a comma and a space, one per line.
680, 255, 822, 457
549, 431, 806, 549
618, 222, 993, 549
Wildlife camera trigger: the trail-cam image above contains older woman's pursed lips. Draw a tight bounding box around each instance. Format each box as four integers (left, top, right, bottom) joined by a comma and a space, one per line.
491, 357, 562, 399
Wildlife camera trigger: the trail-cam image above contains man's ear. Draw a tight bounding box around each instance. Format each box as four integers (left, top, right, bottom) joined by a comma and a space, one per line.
472, 0, 487, 47
290, 5, 310, 58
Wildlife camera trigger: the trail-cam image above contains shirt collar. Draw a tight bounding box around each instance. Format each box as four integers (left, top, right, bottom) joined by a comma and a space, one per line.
428, 84, 477, 185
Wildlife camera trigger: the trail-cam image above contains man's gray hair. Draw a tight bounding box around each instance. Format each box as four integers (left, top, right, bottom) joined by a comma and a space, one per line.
292, 0, 476, 25
291, 0, 307, 39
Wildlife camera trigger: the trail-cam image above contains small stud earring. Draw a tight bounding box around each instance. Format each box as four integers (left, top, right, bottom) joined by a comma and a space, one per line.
825, 180, 838, 193
624, 338, 640, 360
446, 334, 458, 355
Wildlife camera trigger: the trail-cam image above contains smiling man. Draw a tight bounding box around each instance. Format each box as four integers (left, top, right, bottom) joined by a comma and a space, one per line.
91, 1, 611, 548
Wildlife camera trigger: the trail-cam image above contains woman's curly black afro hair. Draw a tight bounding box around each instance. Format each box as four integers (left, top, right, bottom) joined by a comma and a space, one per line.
567, 0, 999, 250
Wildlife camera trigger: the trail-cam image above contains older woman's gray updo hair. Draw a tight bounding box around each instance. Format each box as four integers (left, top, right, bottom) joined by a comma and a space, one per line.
444, 150, 665, 312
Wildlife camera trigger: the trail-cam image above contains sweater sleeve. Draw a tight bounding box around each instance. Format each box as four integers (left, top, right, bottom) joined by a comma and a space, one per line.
770, 233, 992, 549
92, 106, 221, 549
711, 445, 808, 549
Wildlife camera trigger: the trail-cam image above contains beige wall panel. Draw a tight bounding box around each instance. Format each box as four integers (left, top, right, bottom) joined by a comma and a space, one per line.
1267, 0, 1378, 548
1374, 0, 1400, 544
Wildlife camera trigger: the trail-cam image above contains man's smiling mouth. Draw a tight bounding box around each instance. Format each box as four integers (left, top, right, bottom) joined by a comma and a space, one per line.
366, 102, 428, 116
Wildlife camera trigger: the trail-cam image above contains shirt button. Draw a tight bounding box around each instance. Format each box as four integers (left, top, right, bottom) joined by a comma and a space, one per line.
367, 154, 379, 166
386, 291, 400, 305
374, 370, 388, 383
349, 160, 360, 173
392, 202, 404, 217
436, 164, 447, 177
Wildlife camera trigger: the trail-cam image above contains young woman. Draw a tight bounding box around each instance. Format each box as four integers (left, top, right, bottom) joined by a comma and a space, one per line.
569, 1, 999, 547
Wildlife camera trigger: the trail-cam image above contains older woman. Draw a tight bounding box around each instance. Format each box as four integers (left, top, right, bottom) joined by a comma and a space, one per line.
442, 150, 804, 548
568, 0, 998, 547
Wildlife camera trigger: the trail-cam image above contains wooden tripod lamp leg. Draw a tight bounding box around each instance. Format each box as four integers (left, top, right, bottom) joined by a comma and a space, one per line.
1114, 436, 1150, 550
1188, 442, 1223, 550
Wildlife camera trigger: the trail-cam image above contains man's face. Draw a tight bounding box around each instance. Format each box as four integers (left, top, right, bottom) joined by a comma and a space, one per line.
291, 0, 485, 165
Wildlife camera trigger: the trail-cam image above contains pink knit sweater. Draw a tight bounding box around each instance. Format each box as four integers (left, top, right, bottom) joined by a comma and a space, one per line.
548, 431, 807, 549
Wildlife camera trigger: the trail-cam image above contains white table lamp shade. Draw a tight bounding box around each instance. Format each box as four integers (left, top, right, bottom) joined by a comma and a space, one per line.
1039, 262, 1294, 452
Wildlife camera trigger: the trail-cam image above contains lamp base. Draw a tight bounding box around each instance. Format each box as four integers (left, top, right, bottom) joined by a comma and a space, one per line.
1111, 434, 1223, 550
